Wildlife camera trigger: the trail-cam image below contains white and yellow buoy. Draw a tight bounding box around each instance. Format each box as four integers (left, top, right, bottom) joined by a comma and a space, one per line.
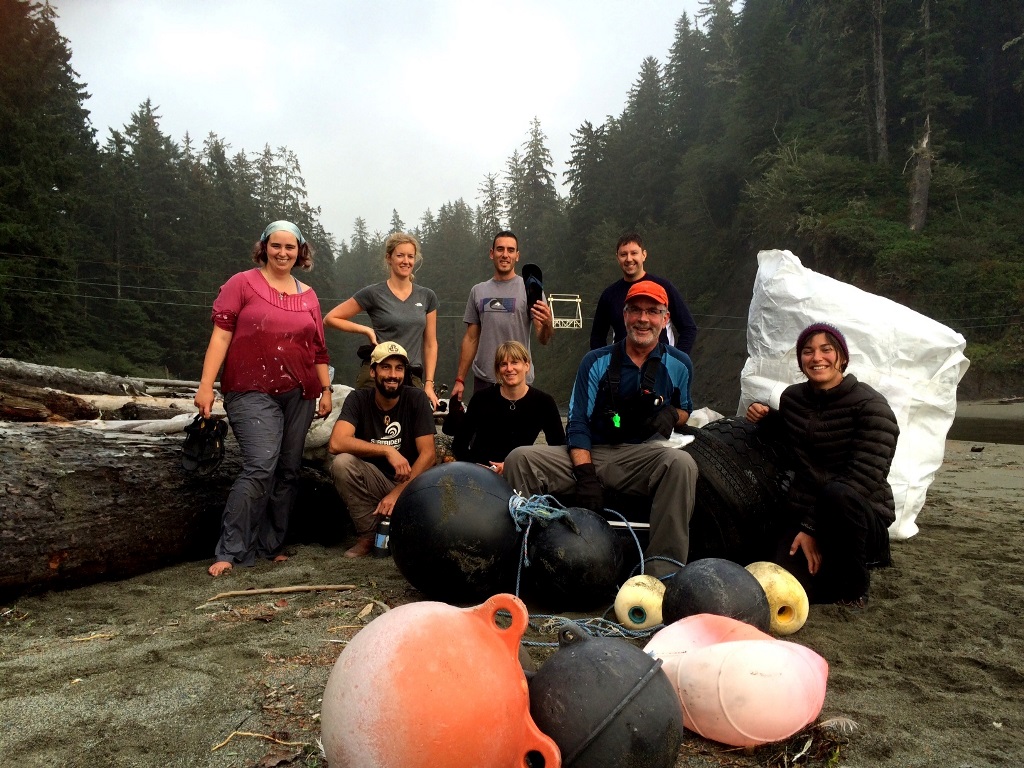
744, 561, 809, 636
614, 574, 667, 630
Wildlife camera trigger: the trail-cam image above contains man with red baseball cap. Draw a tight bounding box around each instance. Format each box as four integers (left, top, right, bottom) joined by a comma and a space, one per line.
505, 280, 698, 577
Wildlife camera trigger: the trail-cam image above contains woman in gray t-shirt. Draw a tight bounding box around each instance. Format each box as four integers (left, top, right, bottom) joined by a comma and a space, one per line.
325, 233, 440, 407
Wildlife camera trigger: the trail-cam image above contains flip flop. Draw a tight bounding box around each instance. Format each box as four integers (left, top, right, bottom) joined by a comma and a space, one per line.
522, 263, 544, 309
182, 415, 228, 475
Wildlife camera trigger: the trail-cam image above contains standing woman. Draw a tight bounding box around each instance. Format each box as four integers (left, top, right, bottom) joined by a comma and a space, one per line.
746, 323, 899, 607
195, 221, 333, 577
324, 233, 440, 408
452, 341, 565, 475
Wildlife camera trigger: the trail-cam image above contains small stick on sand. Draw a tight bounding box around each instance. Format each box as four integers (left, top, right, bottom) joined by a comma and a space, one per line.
71, 633, 115, 642
207, 584, 357, 601
211, 730, 308, 752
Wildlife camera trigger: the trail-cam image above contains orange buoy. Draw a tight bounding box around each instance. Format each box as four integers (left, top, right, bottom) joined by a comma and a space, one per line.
321, 593, 560, 768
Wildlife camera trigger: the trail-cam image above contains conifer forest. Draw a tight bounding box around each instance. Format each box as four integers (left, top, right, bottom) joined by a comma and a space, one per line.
1, 0, 1022, 408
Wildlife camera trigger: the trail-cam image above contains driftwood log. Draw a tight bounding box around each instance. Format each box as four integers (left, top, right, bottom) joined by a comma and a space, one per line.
0, 357, 148, 395
0, 422, 348, 599
0, 380, 101, 421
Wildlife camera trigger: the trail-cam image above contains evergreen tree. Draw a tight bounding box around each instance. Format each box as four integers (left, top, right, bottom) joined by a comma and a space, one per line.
0, 0, 97, 358
506, 119, 560, 261
475, 173, 504, 247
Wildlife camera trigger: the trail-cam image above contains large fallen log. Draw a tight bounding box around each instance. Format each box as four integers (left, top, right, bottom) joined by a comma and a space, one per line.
0, 421, 347, 599
0, 380, 101, 421
0, 357, 148, 395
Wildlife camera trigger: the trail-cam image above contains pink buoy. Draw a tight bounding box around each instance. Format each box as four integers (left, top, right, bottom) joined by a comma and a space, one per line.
321, 593, 560, 767
645, 613, 773, 657
644, 614, 828, 747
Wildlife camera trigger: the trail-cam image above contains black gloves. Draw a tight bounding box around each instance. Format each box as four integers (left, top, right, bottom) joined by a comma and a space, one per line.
646, 404, 679, 438
572, 462, 604, 511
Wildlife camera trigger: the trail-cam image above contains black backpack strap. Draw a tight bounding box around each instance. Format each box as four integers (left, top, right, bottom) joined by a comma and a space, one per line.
607, 341, 623, 392
638, 345, 663, 396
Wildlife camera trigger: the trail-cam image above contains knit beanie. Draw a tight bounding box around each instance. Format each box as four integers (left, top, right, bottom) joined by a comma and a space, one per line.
796, 322, 850, 364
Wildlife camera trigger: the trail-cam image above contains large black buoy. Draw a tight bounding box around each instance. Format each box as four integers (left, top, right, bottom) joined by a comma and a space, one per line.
528, 623, 684, 768
661, 557, 771, 632
520, 507, 621, 612
389, 462, 521, 604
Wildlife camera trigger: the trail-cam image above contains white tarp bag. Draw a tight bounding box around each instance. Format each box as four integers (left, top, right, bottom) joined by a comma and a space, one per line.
738, 249, 970, 540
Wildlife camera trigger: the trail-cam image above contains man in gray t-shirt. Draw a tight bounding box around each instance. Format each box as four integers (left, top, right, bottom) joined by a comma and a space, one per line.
451, 230, 554, 400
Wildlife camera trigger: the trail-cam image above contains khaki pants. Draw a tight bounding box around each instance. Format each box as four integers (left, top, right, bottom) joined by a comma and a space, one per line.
329, 454, 397, 534
504, 442, 698, 577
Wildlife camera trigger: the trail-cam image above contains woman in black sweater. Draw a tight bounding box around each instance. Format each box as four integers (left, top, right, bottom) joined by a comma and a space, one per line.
747, 323, 899, 607
453, 341, 565, 475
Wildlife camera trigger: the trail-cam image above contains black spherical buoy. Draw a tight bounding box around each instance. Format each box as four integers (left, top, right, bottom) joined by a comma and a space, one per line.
661, 557, 771, 632
389, 462, 521, 604
521, 507, 621, 612
529, 623, 684, 768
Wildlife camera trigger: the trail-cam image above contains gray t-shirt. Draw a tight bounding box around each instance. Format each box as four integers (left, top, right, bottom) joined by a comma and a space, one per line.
352, 282, 438, 368
462, 275, 539, 384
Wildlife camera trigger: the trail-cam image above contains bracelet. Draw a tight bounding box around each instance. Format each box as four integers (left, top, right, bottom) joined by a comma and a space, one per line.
424, 379, 434, 384
454, 377, 465, 384
321, 386, 331, 392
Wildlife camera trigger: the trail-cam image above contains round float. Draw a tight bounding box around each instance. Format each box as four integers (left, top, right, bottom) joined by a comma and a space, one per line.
529, 623, 683, 768
745, 561, 809, 635
321, 593, 559, 767
520, 506, 621, 612
389, 462, 521, 603
661, 557, 771, 632
645, 615, 828, 747
613, 574, 666, 630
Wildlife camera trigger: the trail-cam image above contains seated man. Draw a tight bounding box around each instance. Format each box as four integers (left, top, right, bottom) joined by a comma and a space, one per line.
504, 281, 698, 577
328, 341, 436, 558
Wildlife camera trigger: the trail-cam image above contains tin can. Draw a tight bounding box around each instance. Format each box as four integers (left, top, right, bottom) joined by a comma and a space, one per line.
372, 516, 391, 558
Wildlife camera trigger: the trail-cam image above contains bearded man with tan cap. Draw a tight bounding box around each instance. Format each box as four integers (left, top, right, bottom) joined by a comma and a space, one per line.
328, 341, 436, 557
504, 280, 698, 577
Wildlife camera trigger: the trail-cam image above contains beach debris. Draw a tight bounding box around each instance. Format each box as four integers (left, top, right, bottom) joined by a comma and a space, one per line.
210, 730, 307, 752
530, 622, 683, 767
662, 557, 772, 633
819, 716, 859, 734
746, 561, 810, 635
71, 632, 115, 642
390, 462, 521, 602
792, 736, 813, 761
614, 574, 666, 630
206, 584, 356, 603
321, 593, 558, 767
971, 445, 985, 452
646, 614, 828, 748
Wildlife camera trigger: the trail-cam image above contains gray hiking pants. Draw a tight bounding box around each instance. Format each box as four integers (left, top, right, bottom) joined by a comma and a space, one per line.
216, 388, 315, 566
504, 442, 698, 577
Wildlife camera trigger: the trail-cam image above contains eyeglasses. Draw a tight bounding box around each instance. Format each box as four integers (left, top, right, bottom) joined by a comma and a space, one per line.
624, 306, 667, 319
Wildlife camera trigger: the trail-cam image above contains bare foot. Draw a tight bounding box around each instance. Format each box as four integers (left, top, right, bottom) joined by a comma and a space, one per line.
208, 561, 233, 577
344, 535, 374, 559
273, 554, 289, 563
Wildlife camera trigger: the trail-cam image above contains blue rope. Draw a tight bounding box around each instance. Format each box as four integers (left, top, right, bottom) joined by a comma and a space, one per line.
522, 614, 662, 647
508, 493, 576, 596
506, 494, 674, 645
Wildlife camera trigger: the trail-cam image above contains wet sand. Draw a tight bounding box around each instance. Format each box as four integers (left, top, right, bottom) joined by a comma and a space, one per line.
1, 437, 1022, 767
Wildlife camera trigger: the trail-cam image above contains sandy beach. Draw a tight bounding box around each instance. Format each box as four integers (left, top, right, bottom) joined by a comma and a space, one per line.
1, 434, 1022, 768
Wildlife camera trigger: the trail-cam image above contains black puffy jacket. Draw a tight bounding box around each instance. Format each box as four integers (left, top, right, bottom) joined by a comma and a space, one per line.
778, 374, 900, 534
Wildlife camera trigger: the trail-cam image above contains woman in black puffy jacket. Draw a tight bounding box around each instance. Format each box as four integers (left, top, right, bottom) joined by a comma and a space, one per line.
747, 323, 899, 607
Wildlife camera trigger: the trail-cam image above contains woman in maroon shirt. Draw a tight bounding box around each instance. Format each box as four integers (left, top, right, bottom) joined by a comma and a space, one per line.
195, 221, 332, 577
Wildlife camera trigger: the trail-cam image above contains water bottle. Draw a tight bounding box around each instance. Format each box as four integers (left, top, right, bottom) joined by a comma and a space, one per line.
372, 515, 391, 558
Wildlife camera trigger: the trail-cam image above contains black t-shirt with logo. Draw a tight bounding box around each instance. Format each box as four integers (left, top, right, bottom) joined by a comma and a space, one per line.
338, 387, 436, 479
